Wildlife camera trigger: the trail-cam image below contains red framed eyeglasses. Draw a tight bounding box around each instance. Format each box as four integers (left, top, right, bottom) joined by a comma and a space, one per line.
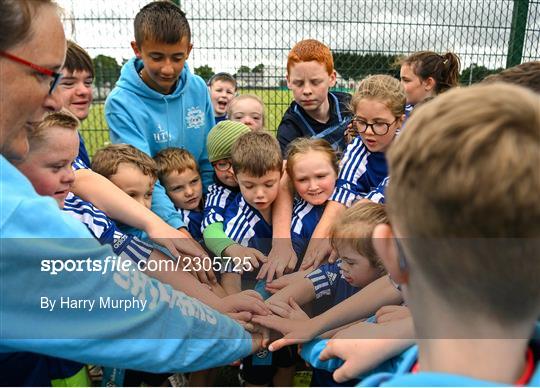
0, 51, 61, 94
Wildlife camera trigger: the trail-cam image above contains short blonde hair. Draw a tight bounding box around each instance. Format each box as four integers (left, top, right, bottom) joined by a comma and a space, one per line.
386, 83, 540, 322
285, 138, 338, 178
231, 132, 282, 177
28, 110, 80, 148
154, 147, 199, 182
227, 94, 266, 129
350, 75, 406, 118
330, 201, 388, 275
92, 144, 157, 180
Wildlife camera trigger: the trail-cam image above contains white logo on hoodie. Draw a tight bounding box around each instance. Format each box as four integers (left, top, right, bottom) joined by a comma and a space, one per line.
186, 106, 204, 129
153, 124, 171, 144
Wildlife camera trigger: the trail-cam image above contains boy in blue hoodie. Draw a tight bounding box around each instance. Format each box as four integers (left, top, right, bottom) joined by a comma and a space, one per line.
105, 0, 214, 234
360, 83, 540, 386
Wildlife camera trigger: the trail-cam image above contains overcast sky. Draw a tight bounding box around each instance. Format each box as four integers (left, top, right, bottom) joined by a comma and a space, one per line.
58, 0, 539, 73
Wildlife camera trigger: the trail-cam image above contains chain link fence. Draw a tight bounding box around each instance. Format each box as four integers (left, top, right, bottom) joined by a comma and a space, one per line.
59, 0, 540, 156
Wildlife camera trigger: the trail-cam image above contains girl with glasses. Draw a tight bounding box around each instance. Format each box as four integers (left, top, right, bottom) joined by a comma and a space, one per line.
300, 74, 406, 271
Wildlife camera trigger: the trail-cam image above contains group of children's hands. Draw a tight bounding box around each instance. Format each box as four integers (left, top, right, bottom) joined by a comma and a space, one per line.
257, 239, 298, 283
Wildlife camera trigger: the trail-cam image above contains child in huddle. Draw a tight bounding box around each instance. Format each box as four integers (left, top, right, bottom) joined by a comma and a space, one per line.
154, 147, 204, 242
360, 83, 540, 385
399, 50, 460, 116
105, 1, 214, 231
265, 201, 388, 386
208, 72, 237, 124
91, 144, 158, 238
202, 121, 269, 264
228, 94, 266, 131
277, 39, 352, 155
221, 131, 283, 294
286, 138, 338, 262
301, 74, 405, 270
220, 131, 295, 388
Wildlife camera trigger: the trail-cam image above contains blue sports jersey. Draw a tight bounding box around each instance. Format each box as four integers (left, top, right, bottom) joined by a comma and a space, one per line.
77, 132, 91, 168
291, 197, 324, 265
202, 179, 240, 230
72, 155, 89, 171
307, 261, 359, 305
223, 195, 272, 279
63, 193, 153, 264
331, 137, 388, 207
306, 261, 360, 386
365, 176, 389, 204
177, 207, 204, 243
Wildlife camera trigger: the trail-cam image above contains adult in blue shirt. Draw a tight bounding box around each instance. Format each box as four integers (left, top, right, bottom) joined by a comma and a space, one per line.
0, 0, 261, 383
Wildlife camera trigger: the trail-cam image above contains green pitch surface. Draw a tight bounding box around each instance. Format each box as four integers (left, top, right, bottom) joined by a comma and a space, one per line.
80, 88, 293, 159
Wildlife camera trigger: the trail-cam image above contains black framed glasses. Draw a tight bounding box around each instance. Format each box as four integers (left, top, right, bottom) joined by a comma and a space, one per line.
352, 117, 398, 136
0, 51, 62, 95
213, 159, 232, 171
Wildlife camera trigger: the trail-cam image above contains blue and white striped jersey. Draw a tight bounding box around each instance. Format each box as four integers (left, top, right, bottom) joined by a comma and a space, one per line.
63, 193, 153, 264
365, 176, 389, 204
71, 156, 89, 171
223, 195, 272, 254
307, 261, 359, 304
330, 137, 388, 207
202, 181, 240, 230
177, 207, 204, 243
291, 197, 324, 265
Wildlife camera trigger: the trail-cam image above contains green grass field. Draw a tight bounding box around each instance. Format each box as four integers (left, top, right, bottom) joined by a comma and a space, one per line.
80, 88, 294, 158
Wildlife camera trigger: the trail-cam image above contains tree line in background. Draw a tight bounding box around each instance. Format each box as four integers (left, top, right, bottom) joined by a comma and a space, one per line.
91, 53, 503, 90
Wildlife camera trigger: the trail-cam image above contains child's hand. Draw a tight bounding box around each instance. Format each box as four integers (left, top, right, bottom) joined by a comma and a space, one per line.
265, 270, 309, 294
301, 238, 337, 271
251, 314, 319, 352
245, 321, 271, 349
319, 320, 415, 382
224, 244, 267, 272
258, 239, 298, 283
267, 297, 309, 322
375, 305, 411, 323
222, 289, 271, 316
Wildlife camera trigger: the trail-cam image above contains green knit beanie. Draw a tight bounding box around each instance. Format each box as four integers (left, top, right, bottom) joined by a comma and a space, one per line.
207, 120, 251, 163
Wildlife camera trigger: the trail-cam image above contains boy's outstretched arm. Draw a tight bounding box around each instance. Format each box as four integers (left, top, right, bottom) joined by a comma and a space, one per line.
265, 275, 315, 307
144, 251, 269, 317
260, 167, 297, 282
72, 168, 210, 263
300, 200, 345, 271
254, 275, 402, 351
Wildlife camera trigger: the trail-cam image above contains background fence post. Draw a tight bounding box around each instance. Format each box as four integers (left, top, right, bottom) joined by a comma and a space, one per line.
506, 0, 529, 68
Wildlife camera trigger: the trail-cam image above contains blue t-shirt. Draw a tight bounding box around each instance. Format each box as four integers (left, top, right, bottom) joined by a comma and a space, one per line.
223, 194, 272, 281
63, 193, 153, 264
307, 261, 359, 304
77, 132, 91, 168
177, 207, 204, 243
202, 178, 240, 230
331, 136, 388, 207
291, 197, 324, 265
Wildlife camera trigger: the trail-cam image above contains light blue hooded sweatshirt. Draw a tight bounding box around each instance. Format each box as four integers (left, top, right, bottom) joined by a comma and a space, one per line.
0, 155, 252, 372
105, 58, 215, 229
